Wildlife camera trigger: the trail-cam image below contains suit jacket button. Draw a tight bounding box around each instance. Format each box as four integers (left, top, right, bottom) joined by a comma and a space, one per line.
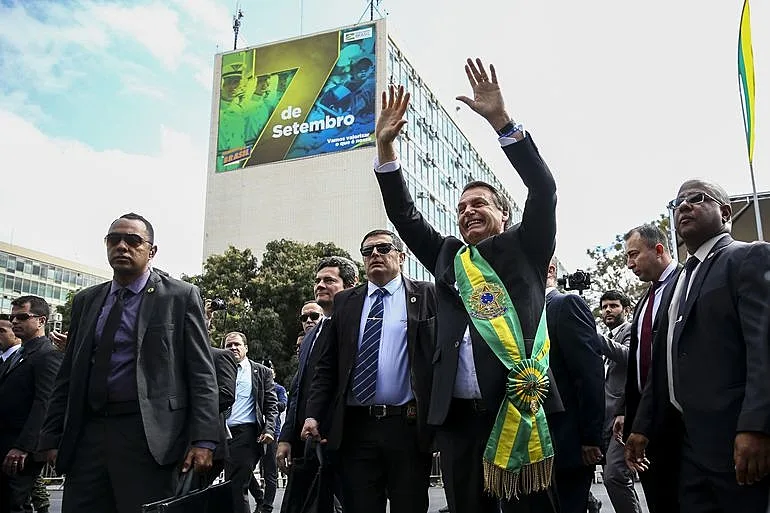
454, 341, 460, 348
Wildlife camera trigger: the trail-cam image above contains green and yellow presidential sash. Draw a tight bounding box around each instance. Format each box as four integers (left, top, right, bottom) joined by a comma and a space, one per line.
454, 246, 554, 499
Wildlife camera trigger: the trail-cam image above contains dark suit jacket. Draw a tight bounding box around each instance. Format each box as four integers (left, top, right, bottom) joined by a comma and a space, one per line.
211, 347, 237, 460
374, 136, 563, 425
545, 291, 605, 469
281, 322, 325, 446
633, 236, 770, 472
0, 337, 62, 456
245, 359, 279, 438
599, 321, 632, 447
622, 267, 681, 440
306, 277, 437, 452
39, 270, 220, 472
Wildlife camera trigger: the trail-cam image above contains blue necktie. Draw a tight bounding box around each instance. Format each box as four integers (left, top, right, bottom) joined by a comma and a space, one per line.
351, 288, 387, 405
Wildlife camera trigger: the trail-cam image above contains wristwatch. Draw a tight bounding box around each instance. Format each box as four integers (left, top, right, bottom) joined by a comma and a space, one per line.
497, 121, 524, 139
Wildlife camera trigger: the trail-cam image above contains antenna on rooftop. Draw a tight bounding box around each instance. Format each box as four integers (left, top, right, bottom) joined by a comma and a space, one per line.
232, 7, 244, 50
359, 0, 386, 23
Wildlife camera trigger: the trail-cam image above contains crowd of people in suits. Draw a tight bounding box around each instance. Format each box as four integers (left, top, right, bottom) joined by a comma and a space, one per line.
2, 57, 769, 513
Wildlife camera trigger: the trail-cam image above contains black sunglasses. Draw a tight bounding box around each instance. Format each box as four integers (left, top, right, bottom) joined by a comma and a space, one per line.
104, 232, 153, 248
360, 243, 397, 257
300, 312, 322, 322
667, 192, 723, 210
9, 313, 43, 322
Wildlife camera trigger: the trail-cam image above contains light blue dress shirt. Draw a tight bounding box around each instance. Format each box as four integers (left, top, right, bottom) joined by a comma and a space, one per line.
347, 276, 414, 406
228, 358, 258, 427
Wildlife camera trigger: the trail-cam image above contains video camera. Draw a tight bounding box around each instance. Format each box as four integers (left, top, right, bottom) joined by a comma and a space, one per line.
210, 298, 227, 311
557, 270, 591, 295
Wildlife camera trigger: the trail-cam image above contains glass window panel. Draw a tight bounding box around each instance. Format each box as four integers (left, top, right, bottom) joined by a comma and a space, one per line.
16, 260, 24, 272
0, 275, 4, 290
32, 263, 40, 276
60, 288, 68, 301
45, 284, 53, 298
30, 281, 39, 295
0, 253, 6, 268
53, 286, 61, 298
22, 279, 30, 293
47, 267, 55, 280
24, 261, 32, 274
54, 269, 62, 283
63, 270, 71, 284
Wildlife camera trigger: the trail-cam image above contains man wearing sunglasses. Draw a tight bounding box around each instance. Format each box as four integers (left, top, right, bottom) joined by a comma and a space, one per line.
302, 230, 436, 513
39, 212, 220, 513
279, 256, 357, 513
626, 180, 770, 513
0, 296, 61, 513
371, 59, 560, 513
300, 301, 325, 335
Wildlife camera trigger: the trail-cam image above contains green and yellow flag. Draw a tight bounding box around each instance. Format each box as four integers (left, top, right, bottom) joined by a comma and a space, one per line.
454, 246, 553, 499
738, 0, 756, 164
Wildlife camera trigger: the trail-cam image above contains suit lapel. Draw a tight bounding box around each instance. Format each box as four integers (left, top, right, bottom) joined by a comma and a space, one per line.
0, 347, 24, 380
297, 323, 320, 386
74, 284, 111, 364
135, 271, 161, 355
402, 277, 421, 356
342, 285, 367, 374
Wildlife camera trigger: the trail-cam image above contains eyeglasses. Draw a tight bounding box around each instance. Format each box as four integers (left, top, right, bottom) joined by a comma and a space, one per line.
9, 313, 43, 322
300, 312, 322, 322
667, 192, 723, 210
104, 232, 153, 248
360, 243, 397, 257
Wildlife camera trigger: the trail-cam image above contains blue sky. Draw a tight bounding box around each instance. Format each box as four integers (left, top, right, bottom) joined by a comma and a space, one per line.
0, 0, 768, 277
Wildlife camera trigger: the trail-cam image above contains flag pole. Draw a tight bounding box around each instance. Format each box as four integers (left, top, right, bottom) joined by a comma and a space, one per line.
749, 161, 764, 240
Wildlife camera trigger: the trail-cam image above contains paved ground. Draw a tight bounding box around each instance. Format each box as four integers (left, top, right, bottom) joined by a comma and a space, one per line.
45, 481, 649, 512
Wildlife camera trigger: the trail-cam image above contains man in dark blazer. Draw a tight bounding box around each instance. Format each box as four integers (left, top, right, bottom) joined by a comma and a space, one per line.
207, 346, 238, 485
620, 224, 679, 512
39, 213, 220, 513
278, 257, 357, 513
370, 60, 561, 513
544, 261, 605, 513
302, 230, 436, 513
1, 297, 61, 513
223, 331, 279, 513
626, 180, 770, 513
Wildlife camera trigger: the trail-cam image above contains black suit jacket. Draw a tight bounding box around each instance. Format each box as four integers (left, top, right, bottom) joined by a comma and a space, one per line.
306, 277, 437, 451
545, 291, 605, 470
622, 267, 681, 440
280, 322, 326, 446
0, 337, 62, 456
244, 358, 280, 438
375, 136, 563, 424
211, 347, 237, 460
40, 270, 220, 472
633, 236, 770, 472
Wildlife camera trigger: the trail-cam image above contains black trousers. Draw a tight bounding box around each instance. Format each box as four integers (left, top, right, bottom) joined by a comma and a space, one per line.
252, 440, 278, 512
280, 441, 342, 513
435, 400, 557, 513
61, 413, 177, 513
553, 466, 594, 513
0, 434, 43, 513
679, 439, 769, 513
226, 423, 263, 513
339, 408, 431, 513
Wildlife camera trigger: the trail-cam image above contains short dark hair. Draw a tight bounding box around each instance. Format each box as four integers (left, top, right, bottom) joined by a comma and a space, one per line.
11, 295, 50, 318
0, 313, 9, 322
316, 256, 357, 287
118, 212, 155, 244
360, 229, 404, 252
461, 181, 512, 230
600, 290, 630, 309
224, 331, 247, 345
624, 224, 669, 253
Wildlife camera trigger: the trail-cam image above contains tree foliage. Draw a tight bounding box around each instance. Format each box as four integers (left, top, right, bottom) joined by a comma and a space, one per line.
56, 289, 79, 333
584, 214, 670, 316
183, 240, 363, 384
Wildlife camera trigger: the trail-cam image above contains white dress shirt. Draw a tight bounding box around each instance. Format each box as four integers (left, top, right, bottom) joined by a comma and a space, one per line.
1, 344, 21, 362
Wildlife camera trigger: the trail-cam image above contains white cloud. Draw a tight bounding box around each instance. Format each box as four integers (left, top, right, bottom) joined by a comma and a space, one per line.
168, 0, 233, 48
0, 106, 207, 277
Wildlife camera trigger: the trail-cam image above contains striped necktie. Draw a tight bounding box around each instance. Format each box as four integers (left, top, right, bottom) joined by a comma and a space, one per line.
351, 288, 387, 405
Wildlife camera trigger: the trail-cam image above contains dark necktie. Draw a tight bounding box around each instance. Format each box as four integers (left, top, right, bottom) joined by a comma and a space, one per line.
676, 256, 701, 318
608, 330, 614, 340
639, 281, 660, 388
0, 348, 20, 377
351, 288, 387, 405
89, 288, 128, 411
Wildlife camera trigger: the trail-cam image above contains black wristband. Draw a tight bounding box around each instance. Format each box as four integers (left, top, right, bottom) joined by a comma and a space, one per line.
496, 121, 515, 137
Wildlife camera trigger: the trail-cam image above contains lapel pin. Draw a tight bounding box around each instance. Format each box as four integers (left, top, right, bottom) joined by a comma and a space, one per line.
147, 287, 155, 294
410, 297, 416, 303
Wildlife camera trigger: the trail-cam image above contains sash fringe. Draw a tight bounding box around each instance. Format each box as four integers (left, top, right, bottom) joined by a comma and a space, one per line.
483, 456, 554, 500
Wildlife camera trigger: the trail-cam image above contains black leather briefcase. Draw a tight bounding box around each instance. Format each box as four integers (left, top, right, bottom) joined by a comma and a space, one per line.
142, 471, 233, 513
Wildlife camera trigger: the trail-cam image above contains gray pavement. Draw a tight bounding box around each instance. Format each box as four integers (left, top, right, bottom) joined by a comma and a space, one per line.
44, 480, 649, 512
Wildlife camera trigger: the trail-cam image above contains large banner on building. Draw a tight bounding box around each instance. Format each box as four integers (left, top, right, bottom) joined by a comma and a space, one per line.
215, 24, 377, 172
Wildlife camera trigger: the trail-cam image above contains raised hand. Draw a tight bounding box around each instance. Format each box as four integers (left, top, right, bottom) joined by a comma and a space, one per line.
375, 84, 410, 149
456, 58, 511, 131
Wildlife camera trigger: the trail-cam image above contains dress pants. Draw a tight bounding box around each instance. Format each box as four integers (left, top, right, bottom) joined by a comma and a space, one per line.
253, 440, 278, 511
602, 436, 642, 513
553, 465, 594, 513
60, 413, 177, 513
0, 432, 44, 513
226, 423, 263, 513
280, 442, 342, 513
435, 399, 557, 513
339, 407, 431, 513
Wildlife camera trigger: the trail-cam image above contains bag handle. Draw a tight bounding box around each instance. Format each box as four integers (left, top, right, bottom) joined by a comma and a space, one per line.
174, 470, 199, 497
302, 439, 325, 468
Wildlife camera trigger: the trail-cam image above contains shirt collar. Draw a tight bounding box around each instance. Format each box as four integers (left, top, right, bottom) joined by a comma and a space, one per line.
658, 260, 678, 282
367, 275, 403, 297
609, 322, 628, 338
1, 344, 20, 361
545, 286, 557, 297
690, 233, 730, 264
110, 269, 151, 296
238, 358, 250, 372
